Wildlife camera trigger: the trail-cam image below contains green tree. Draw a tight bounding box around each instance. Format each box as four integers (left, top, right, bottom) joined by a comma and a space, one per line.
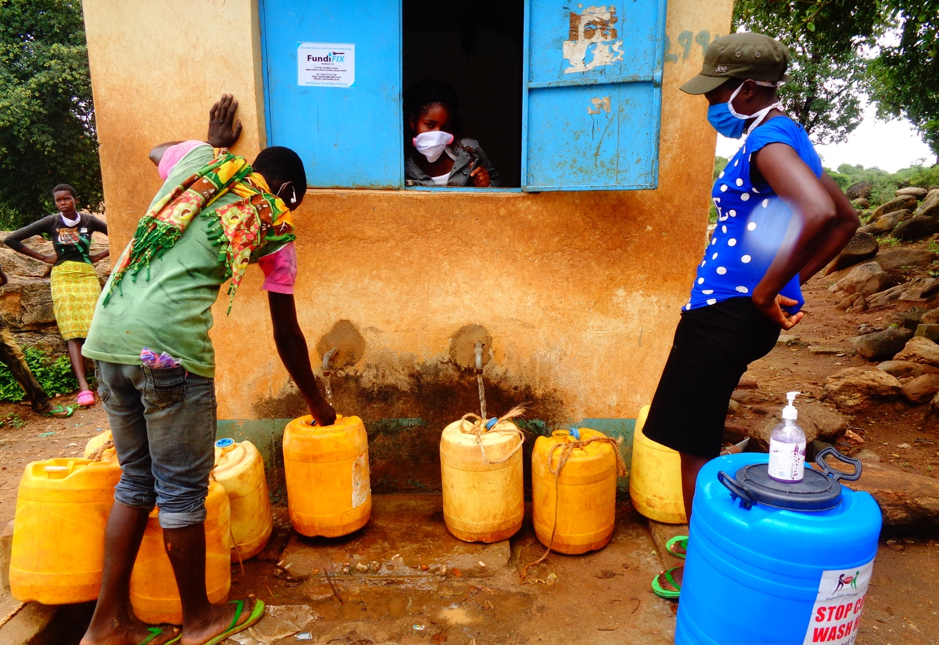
869, 0, 939, 161
0, 0, 101, 229
733, 0, 881, 145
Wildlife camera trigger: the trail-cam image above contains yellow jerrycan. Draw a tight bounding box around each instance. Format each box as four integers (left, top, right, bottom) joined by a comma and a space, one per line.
283, 414, 371, 537
213, 438, 273, 562
440, 415, 524, 543
531, 428, 621, 555
129, 480, 231, 625
629, 405, 687, 524
10, 458, 122, 604
83, 429, 117, 462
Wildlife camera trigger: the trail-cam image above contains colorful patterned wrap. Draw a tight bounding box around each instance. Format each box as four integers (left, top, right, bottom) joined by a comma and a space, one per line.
50, 261, 101, 340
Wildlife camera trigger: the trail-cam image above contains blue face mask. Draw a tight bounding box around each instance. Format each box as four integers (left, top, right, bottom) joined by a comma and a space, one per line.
707, 82, 784, 139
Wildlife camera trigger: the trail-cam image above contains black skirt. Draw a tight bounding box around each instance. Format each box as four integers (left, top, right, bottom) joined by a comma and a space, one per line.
643, 297, 781, 459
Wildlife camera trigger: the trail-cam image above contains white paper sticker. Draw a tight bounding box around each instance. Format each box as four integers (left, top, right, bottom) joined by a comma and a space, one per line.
352, 449, 370, 509
802, 559, 874, 645
297, 43, 355, 87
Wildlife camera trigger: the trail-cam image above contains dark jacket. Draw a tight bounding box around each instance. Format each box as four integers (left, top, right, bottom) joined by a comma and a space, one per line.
405, 138, 502, 187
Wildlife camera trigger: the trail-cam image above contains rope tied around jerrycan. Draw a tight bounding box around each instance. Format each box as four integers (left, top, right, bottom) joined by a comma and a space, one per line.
457, 405, 527, 465
87, 437, 115, 462
520, 433, 628, 581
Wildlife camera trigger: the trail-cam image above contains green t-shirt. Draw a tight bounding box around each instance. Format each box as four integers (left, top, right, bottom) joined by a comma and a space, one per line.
84, 145, 277, 378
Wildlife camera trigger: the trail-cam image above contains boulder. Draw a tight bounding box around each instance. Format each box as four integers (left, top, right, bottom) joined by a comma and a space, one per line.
895, 186, 928, 199
851, 461, 939, 534
846, 181, 873, 200
894, 336, 939, 366
823, 368, 902, 408
750, 401, 846, 452
860, 210, 909, 235
881, 310, 926, 331
921, 307, 939, 325
730, 389, 774, 406
824, 231, 879, 274
873, 248, 937, 271
899, 276, 939, 302
915, 324, 939, 342
853, 449, 881, 463
865, 284, 908, 308
914, 190, 939, 218
871, 195, 918, 220
852, 197, 871, 210
900, 374, 939, 404
892, 215, 939, 240
836, 293, 867, 312
850, 328, 914, 361
877, 360, 939, 378
831, 262, 893, 298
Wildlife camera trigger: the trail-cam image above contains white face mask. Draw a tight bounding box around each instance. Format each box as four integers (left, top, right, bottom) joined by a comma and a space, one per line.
412, 131, 454, 163
727, 81, 785, 136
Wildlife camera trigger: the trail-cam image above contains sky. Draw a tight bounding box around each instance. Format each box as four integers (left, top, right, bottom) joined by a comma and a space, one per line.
716, 104, 935, 173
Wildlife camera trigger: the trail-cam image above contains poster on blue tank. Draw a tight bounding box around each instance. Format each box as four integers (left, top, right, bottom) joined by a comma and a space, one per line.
802, 559, 874, 644
297, 43, 355, 87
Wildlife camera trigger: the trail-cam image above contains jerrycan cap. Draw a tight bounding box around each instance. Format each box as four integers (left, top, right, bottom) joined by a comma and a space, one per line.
485, 417, 499, 430
569, 428, 581, 440
718, 448, 862, 512
215, 438, 235, 449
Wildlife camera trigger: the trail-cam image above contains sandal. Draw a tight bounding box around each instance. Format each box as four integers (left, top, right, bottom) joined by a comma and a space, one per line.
652, 566, 682, 600
138, 626, 179, 645
665, 535, 688, 559
38, 404, 75, 418
204, 598, 266, 645
77, 390, 95, 406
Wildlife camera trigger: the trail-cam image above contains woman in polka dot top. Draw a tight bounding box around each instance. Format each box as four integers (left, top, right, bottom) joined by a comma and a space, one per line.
645, 33, 859, 601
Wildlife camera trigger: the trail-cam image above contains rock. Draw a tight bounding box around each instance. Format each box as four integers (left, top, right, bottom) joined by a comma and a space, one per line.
915, 324, 939, 342
844, 428, 864, 443
901, 374, 939, 404
854, 449, 881, 463
851, 461, 939, 534
832, 262, 893, 298
850, 328, 913, 361
730, 389, 774, 406
824, 231, 879, 274
852, 197, 871, 210
727, 399, 741, 415
736, 375, 759, 390
751, 402, 846, 451
836, 293, 866, 312
892, 215, 939, 240
881, 310, 925, 331
809, 345, 843, 355
871, 195, 918, 220
921, 308, 939, 324
914, 190, 939, 218
895, 186, 928, 199
823, 368, 902, 408
873, 248, 937, 271
894, 336, 939, 367
877, 360, 939, 378
777, 334, 799, 346
846, 181, 873, 201
859, 210, 909, 235
865, 284, 908, 308
807, 439, 835, 461
900, 276, 939, 302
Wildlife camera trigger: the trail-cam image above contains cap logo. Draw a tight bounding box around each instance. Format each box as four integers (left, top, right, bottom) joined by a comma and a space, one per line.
716, 65, 728, 73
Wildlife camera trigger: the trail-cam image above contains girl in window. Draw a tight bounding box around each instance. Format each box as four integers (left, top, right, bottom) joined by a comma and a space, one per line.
404, 78, 501, 188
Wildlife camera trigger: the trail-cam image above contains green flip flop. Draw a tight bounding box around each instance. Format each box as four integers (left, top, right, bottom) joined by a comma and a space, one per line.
39, 404, 75, 418
138, 626, 177, 645
204, 598, 266, 645
665, 535, 688, 559
651, 566, 682, 600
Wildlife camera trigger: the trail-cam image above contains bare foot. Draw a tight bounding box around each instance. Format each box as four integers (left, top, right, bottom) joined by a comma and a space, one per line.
80, 620, 179, 645
180, 598, 260, 645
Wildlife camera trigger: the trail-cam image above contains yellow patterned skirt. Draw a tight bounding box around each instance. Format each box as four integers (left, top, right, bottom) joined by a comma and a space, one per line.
50, 261, 101, 340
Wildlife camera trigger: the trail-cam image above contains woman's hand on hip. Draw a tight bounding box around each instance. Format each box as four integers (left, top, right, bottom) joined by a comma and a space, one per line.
41, 254, 56, 265
752, 292, 804, 330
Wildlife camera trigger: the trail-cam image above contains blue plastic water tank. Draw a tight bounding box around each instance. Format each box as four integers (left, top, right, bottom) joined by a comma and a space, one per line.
677, 452, 882, 645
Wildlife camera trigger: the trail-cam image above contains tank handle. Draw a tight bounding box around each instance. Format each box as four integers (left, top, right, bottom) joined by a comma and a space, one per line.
717, 471, 755, 510
814, 447, 862, 482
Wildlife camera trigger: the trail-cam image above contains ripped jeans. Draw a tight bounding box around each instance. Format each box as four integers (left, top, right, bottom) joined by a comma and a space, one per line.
95, 360, 216, 529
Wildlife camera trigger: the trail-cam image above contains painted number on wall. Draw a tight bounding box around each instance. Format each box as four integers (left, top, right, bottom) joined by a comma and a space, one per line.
664, 31, 718, 63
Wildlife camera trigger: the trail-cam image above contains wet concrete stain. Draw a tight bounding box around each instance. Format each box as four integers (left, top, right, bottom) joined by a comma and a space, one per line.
252, 360, 565, 494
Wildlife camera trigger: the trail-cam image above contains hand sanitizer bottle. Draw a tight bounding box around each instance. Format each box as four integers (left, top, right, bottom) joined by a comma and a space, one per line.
768, 391, 806, 483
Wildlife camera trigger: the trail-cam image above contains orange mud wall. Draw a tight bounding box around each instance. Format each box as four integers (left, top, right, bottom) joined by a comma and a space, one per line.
83, 0, 733, 493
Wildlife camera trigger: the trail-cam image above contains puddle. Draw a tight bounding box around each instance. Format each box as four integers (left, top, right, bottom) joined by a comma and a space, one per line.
438, 605, 473, 625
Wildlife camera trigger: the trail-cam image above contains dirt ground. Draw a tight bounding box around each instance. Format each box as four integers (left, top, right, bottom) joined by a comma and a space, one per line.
1, 261, 939, 644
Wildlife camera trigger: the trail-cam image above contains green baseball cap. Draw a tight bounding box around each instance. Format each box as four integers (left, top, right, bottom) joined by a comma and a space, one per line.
680, 32, 791, 95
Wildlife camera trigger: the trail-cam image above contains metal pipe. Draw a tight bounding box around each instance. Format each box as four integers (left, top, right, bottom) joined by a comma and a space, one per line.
322, 347, 339, 374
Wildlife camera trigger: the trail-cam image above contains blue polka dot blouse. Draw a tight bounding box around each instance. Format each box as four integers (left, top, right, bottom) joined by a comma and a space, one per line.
686, 117, 823, 313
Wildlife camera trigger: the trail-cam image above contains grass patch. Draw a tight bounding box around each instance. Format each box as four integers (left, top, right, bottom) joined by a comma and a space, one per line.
0, 347, 80, 402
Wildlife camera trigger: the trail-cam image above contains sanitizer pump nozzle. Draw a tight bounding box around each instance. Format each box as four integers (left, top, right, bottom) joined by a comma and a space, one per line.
768, 391, 806, 483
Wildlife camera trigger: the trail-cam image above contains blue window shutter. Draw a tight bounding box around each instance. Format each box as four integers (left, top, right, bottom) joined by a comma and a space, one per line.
260, 0, 403, 188
523, 1, 667, 191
